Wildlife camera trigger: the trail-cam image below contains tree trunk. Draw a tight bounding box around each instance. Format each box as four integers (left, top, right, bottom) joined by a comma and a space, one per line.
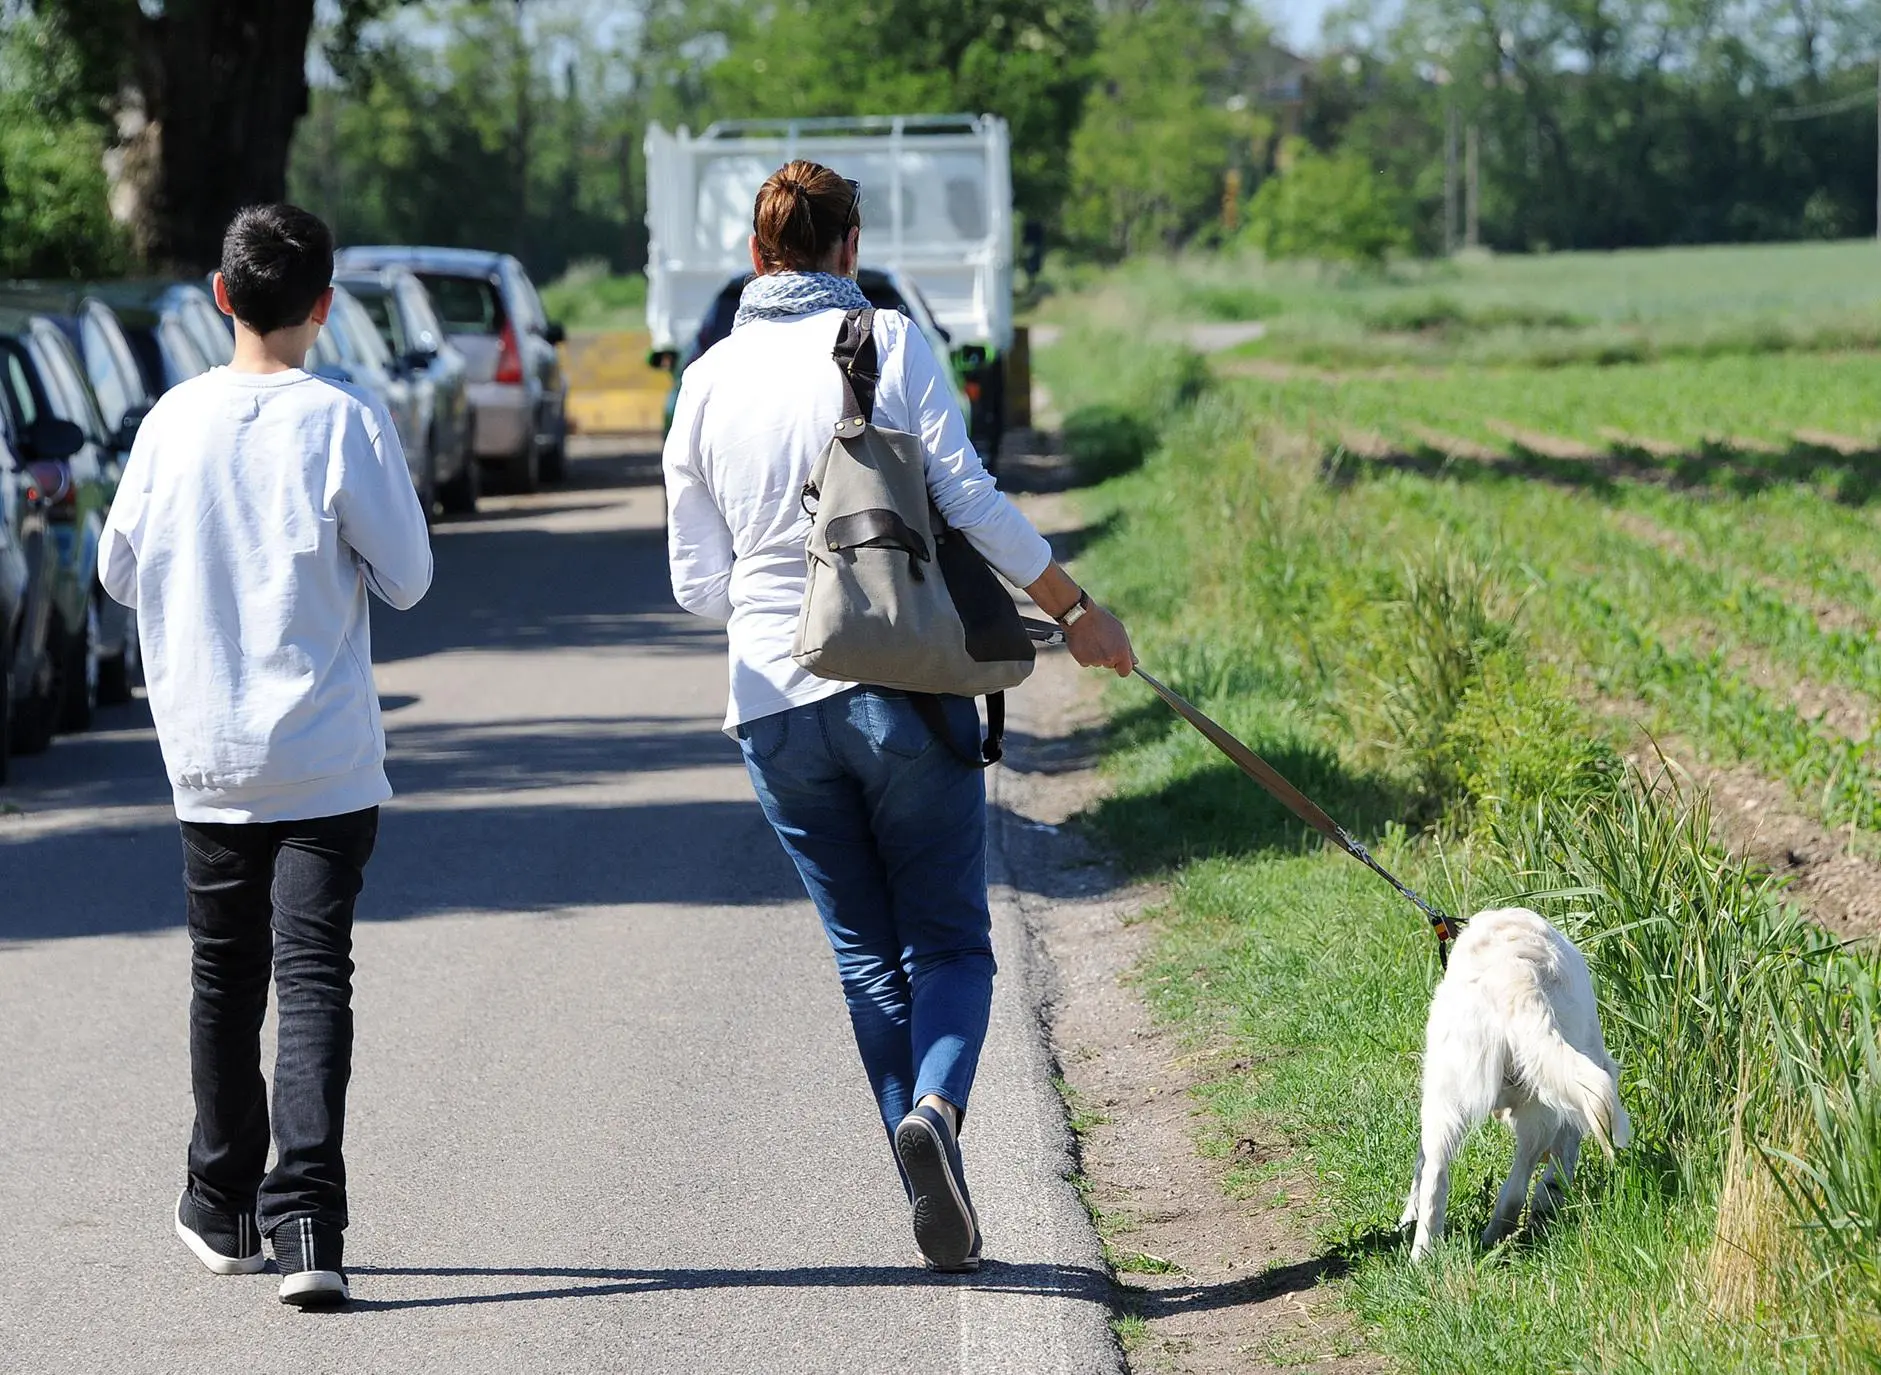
118, 1, 318, 272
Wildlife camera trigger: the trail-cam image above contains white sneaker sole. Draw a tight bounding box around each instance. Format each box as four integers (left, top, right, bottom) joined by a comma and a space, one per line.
278, 1270, 350, 1308
174, 1194, 265, 1276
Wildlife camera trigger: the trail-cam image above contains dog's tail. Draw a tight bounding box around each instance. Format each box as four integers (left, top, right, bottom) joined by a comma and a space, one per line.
1509, 992, 1632, 1158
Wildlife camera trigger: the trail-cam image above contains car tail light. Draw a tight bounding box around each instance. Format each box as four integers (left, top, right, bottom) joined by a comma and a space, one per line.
26, 461, 74, 516
494, 323, 523, 384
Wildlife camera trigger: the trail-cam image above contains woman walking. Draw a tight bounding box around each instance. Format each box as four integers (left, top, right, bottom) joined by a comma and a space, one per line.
663, 160, 1135, 1271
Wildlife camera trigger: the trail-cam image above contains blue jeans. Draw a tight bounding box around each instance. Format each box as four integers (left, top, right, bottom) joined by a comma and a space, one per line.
739, 687, 996, 1138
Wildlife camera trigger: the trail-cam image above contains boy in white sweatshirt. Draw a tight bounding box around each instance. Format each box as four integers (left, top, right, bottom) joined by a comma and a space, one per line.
99, 204, 432, 1309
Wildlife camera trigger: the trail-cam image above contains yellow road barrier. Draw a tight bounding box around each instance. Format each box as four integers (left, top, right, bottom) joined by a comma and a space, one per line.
562, 330, 670, 436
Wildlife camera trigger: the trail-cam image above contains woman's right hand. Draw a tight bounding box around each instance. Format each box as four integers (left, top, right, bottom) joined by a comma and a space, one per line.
1068, 602, 1135, 678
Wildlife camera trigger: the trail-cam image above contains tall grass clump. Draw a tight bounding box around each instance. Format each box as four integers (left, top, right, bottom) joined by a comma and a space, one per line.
1043, 302, 1881, 1369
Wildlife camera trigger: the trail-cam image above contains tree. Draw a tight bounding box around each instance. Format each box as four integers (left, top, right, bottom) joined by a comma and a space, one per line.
1064, 0, 1264, 257
700, 0, 1097, 233
1243, 138, 1408, 264
288, 3, 647, 278
24, 0, 416, 271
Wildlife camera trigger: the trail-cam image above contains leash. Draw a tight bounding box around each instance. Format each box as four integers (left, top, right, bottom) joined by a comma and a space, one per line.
1133, 666, 1459, 967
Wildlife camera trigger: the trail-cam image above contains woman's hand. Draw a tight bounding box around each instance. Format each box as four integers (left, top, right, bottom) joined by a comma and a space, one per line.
1067, 602, 1135, 677
1025, 560, 1135, 677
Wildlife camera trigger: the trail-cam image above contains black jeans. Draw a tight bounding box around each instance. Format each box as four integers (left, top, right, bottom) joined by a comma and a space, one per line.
179, 807, 378, 1238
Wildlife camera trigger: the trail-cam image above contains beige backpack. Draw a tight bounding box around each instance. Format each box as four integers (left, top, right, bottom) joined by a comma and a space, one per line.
791, 308, 1035, 763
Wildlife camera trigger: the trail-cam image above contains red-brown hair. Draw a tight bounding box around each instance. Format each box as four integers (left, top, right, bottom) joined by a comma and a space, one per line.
752, 160, 860, 273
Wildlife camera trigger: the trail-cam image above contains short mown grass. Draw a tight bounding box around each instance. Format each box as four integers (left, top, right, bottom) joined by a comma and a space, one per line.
1034, 254, 1881, 1372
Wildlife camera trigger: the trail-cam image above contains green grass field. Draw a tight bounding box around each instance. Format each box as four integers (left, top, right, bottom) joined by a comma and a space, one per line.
1044, 238, 1881, 368
1034, 241, 1881, 1373
540, 262, 647, 334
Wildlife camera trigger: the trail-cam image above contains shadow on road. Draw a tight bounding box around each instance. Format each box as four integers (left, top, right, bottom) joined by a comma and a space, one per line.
0, 447, 818, 944
342, 1260, 1113, 1312
369, 523, 716, 664
340, 1244, 1352, 1319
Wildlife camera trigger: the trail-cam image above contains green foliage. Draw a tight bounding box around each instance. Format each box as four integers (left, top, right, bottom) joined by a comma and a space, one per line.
1242, 140, 1409, 266
1040, 257, 1881, 1367
704, 0, 1095, 235
538, 261, 647, 333
1361, 294, 1584, 334
291, 2, 646, 278
1306, 6, 1881, 254
1062, 0, 1262, 258
1062, 405, 1154, 482
0, 14, 129, 278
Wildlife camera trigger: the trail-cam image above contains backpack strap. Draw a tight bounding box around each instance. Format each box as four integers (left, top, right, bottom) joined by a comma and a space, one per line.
831, 306, 879, 434
909, 692, 1006, 770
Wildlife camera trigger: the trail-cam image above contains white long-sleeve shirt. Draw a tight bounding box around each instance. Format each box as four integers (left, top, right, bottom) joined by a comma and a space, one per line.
100, 367, 433, 823
664, 306, 1053, 730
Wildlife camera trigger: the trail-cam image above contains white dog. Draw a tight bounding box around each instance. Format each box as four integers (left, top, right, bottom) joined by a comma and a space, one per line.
1402, 906, 1630, 1262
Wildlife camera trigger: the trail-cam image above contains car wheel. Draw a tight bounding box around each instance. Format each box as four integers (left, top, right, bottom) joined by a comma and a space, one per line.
539, 407, 568, 484
0, 622, 12, 785
438, 440, 480, 516
57, 599, 99, 734
507, 434, 541, 495
422, 431, 440, 527
96, 609, 136, 703
11, 629, 59, 757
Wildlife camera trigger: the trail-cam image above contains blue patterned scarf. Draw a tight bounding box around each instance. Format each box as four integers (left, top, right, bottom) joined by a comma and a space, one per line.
733, 271, 869, 330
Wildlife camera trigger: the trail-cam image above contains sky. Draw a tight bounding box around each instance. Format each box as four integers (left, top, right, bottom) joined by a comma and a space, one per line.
1270, 0, 1336, 51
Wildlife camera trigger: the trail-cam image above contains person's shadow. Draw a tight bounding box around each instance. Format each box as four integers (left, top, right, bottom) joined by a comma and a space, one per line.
339, 1237, 1388, 1314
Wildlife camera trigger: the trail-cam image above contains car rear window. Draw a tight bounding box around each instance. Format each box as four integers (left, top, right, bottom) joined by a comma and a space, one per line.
417, 275, 505, 335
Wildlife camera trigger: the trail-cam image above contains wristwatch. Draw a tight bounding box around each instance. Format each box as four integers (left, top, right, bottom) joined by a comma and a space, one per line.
1056, 589, 1093, 628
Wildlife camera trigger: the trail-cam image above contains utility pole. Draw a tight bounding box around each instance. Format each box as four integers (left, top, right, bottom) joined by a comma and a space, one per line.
1444, 106, 1459, 256
1875, 55, 1879, 243
1465, 123, 1480, 250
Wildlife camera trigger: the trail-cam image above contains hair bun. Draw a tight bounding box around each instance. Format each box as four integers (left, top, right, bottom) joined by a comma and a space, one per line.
751, 159, 860, 272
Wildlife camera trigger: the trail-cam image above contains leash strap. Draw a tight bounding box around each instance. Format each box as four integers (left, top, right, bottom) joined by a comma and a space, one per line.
1133, 667, 1457, 966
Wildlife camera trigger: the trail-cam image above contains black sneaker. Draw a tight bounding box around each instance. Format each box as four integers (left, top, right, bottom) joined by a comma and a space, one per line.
270, 1216, 348, 1308
894, 1104, 981, 1272
174, 1190, 265, 1276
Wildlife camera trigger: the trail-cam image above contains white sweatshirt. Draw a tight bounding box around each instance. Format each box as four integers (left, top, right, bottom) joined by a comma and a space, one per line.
100, 367, 433, 823
664, 307, 1053, 729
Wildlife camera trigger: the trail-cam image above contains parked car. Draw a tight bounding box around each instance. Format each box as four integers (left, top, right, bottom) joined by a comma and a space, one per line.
2, 282, 223, 711
307, 284, 434, 511
659, 266, 980, 461
335, 246, 568, 493
83, 280, 229, 393
334, 265, 478, 515
0, 306, 113, 740
0, 423, 61, 778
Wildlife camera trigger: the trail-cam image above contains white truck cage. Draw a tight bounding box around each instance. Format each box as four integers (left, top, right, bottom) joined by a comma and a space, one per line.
644, 114, 1013, 358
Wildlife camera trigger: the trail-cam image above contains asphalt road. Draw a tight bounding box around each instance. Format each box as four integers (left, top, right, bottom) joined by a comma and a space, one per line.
0, 441, 1116, 1375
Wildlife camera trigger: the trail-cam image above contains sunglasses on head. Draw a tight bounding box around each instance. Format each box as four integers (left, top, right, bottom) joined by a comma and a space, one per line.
844, 178, 862, 225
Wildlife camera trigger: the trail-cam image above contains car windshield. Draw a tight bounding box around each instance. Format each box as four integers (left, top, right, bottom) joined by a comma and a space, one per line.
417, 274, 505, 335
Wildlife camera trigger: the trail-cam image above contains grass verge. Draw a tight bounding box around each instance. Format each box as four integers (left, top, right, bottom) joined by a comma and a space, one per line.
1035, 287, 1881, 1371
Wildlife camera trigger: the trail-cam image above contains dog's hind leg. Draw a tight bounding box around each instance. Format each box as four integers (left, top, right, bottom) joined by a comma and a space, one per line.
1482, 1105, 1553, 1248
1400, 1147, 1425, 1230
1534, 1120, 1581, 1217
